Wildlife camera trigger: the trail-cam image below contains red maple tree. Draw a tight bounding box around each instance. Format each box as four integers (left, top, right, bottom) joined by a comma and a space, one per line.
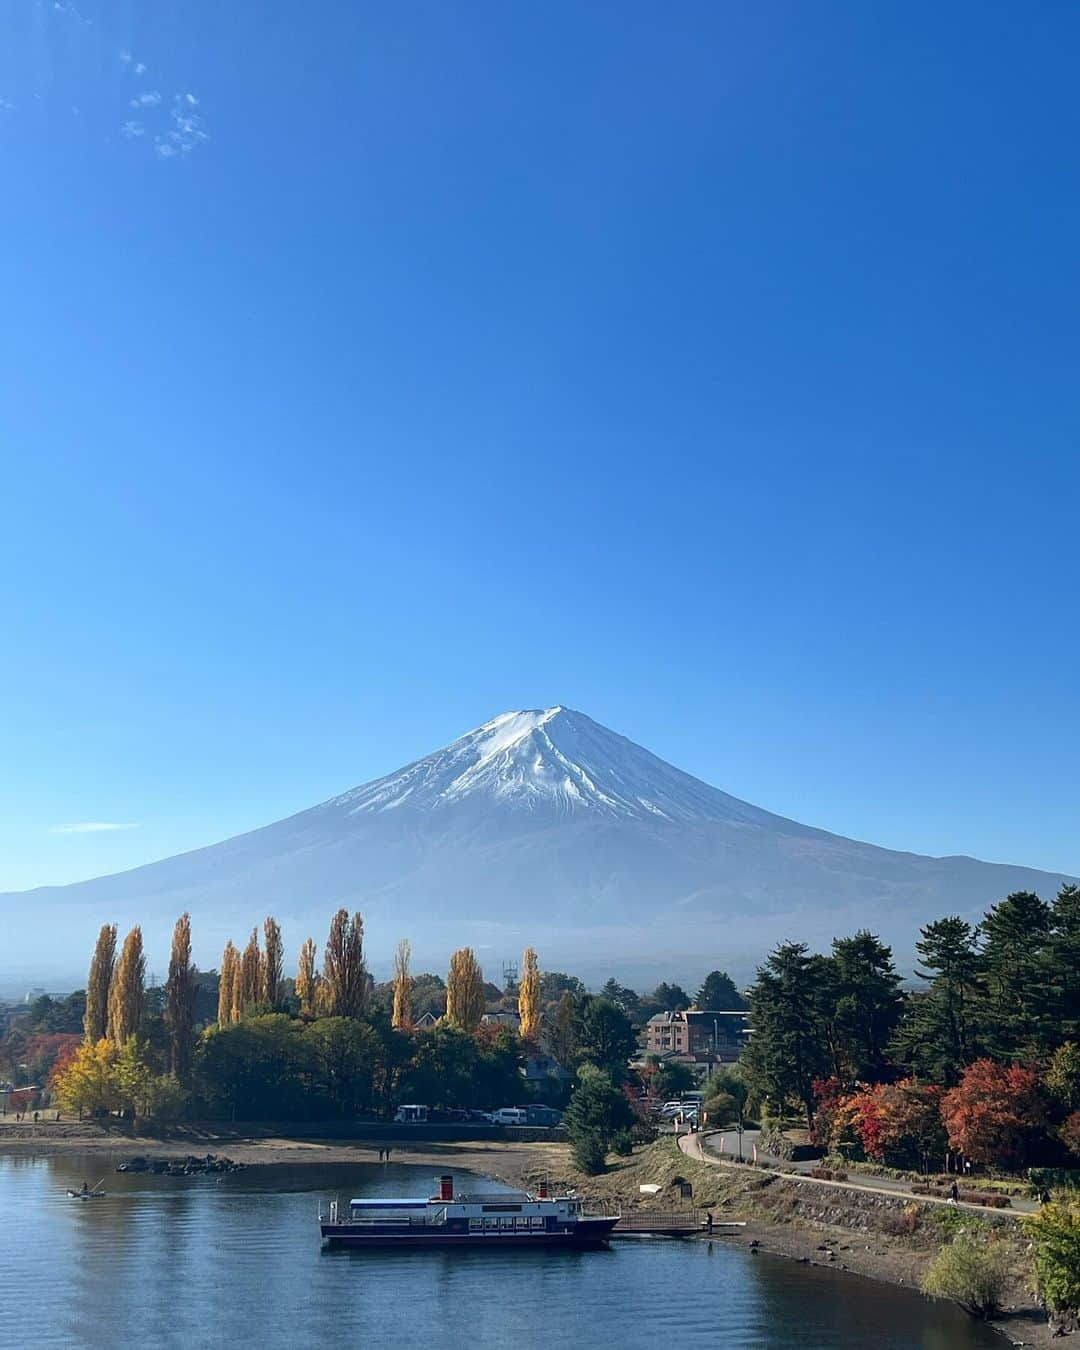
940, 1059, 1047, 1167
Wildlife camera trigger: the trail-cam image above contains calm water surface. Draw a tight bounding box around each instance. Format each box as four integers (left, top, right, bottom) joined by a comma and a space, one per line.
0, 1155, 1002, 1349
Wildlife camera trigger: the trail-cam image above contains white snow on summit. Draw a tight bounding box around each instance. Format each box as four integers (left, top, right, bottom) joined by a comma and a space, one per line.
5, 702, 1076, 986
328, 705, 784, 826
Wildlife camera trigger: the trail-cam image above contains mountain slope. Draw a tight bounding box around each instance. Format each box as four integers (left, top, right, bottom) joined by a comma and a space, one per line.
2, 707, 1074, 986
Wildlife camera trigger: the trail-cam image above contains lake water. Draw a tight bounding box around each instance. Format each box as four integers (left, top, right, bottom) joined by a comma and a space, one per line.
0, 1155, 1003, 1348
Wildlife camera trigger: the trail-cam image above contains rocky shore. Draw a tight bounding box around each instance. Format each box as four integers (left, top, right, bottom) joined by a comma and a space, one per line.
524, 1140, 1058, 1349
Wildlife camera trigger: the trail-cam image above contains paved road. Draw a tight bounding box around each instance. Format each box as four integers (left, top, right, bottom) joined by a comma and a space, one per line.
678, 1129, 1038, 1216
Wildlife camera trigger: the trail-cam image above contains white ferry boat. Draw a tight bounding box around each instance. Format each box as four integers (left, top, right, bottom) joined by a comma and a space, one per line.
319, 1175, 618, 1249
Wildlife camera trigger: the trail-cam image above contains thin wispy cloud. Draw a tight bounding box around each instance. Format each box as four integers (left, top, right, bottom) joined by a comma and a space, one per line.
153, 96, 208, 158
52, 0, 92, 26
50, 821, 140, 835
11, 14, 212, 162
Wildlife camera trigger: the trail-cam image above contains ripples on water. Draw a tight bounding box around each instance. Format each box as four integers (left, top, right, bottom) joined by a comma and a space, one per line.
1, 1155, 1002, 1349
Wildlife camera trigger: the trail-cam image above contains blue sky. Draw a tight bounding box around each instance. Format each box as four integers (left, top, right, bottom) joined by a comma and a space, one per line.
2, 1, 1079, 893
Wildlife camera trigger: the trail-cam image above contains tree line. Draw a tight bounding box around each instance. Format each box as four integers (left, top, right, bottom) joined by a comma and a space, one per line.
39, 909, 673, 1133
743, 886, 1080, 1174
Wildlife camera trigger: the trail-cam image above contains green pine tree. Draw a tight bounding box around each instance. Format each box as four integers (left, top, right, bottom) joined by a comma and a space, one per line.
891, 916, 983, 1085
742, 942, 832, 1128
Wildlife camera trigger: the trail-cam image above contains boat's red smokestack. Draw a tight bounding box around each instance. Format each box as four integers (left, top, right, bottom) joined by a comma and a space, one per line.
439, 1175, 454, 1201
537, 1179, 549, 1199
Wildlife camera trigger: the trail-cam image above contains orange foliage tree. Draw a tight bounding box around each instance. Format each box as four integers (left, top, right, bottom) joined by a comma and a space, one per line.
849, 1079, 945, 1170
941, 1059, 1048, 1167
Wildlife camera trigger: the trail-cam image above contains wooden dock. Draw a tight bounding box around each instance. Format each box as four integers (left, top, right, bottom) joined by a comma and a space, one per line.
611, 1209, 709, 1237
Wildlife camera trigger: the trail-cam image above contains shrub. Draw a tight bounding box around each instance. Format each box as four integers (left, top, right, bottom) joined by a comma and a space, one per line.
881, 1204, 921, 1237
910, 1183, 1009, 1208
921, 1236, 1010, 1319
571, 1129, 608, 1174
1024, 1200, 1080, 1319
760, 1127, 795, 1162
1029, 1167, 1080, 1198
929, 1205, 970, 1239
809, 1166, 848, 1181
1060, 1112, 1080, 1161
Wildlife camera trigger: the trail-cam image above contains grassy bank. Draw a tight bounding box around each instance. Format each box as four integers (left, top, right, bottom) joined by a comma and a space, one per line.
528, 1138, 1054, 1349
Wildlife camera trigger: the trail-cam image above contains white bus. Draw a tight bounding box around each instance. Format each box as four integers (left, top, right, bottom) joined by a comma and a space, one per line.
393, 1103, 429, 1123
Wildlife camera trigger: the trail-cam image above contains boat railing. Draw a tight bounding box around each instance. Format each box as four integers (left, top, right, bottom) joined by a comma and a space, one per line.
319, 1198, 452, 1228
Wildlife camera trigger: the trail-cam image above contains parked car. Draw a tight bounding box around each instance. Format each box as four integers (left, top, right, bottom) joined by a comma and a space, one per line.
491, 1107, 529, 1125
468, 1109, 494, 1123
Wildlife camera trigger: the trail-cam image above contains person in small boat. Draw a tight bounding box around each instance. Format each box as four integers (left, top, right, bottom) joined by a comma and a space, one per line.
80, 1181, 89, 1195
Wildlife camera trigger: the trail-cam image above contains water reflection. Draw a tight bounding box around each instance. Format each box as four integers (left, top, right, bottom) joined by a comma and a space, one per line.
1, 1156, 1003, 1350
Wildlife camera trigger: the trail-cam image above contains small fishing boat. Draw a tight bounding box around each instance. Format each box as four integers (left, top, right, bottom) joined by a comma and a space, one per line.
67, 1182, 106, 1200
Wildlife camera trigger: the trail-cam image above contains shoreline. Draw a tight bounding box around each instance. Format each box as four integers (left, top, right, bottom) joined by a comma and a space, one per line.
0, 1123, 1054, 1346
0, 1121, 558, 1186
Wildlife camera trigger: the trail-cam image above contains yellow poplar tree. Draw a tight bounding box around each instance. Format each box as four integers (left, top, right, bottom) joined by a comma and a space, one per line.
323, 909, 367, 1019
518, 947, 541, 1043
218, 941, 239, 1026
84, 923, 117, 1043
392, 939, 413, 1030
446, 947, 485, 1033
237, 927, 261, 1018
165, 912, 197, 1080
107, 926, 145, 1045
295, 938, 319, 1018
261, 916, 284, 1011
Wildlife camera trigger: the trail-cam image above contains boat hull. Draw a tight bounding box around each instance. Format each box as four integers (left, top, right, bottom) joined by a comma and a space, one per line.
321, 1217, 618, 1249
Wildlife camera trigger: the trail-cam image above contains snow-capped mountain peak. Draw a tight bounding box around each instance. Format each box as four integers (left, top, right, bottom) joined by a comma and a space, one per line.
5, 705, 1075, 988
328, 705, 782, 825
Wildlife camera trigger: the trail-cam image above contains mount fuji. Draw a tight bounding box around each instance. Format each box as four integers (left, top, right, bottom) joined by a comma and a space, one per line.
3, 706, 1074, 987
